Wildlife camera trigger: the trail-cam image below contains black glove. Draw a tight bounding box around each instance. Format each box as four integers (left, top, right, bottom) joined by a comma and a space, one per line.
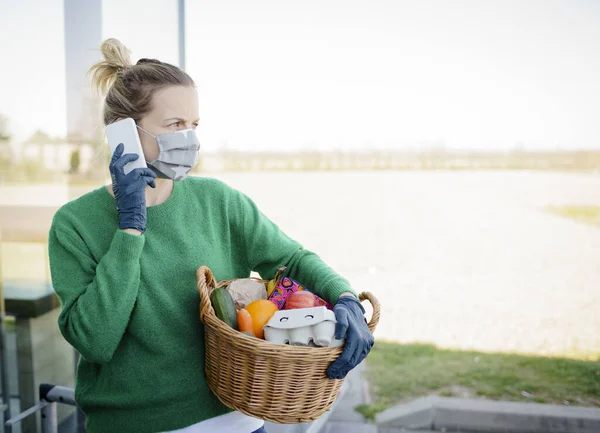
327, 296, 375, 380
109, 143, 156, 233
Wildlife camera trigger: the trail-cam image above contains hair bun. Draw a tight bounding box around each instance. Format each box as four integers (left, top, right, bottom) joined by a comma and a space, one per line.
101, 38, 132, 70
88, 38, 132, 95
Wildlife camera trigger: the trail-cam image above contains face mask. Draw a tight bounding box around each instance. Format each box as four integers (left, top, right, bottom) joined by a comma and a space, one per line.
137, 125, 200, 181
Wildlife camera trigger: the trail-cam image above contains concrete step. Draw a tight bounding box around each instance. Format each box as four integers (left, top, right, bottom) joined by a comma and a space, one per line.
376, 396, 600, 433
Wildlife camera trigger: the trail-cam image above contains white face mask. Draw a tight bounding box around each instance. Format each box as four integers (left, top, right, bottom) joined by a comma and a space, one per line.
137, 126, 200, 181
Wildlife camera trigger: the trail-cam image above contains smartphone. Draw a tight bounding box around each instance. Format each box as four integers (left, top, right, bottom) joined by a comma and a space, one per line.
105, 118, 147, 174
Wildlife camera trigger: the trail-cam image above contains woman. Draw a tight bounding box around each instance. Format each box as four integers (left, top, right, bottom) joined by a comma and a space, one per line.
48, 38, 374, 433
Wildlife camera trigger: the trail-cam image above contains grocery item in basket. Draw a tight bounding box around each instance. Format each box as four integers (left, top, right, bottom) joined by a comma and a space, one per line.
264, 306, 345, 347
266, 279, 277, 297
237, 308, 255, 336
226, 278, 267, 309
268, 277, 333, 310
245, 299, 279, 339
210, 288, 238, 330
284, 290, 316, 309
267, 265, 287, 297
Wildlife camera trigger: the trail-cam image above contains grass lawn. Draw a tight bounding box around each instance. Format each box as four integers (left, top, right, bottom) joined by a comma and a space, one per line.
356, 342, 600, 420
547, 205, 600, 228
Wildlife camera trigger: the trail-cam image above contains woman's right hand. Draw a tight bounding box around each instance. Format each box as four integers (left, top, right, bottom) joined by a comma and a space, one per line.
109, 143, 156, 233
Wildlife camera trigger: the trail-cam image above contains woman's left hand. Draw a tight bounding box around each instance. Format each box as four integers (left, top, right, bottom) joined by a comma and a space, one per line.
326, 295, 375, 379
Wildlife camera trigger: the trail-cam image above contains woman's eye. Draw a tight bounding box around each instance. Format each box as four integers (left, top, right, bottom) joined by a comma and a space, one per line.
169, 122, 180, 127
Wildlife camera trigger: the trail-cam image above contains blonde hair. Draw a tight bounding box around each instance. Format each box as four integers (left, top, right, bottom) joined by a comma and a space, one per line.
88, 38, 195, 125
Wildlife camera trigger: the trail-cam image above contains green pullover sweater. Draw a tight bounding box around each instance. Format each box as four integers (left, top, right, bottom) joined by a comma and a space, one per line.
48, 176, 356, 433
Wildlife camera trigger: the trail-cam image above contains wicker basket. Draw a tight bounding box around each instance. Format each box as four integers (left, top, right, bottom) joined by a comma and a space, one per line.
196, 265, 381, 424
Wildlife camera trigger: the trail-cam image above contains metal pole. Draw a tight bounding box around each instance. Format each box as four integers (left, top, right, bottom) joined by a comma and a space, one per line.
40, 402, 57, 433
0, 319, 11, 428
43, 385, 76, 406
4, 401, 48, 433
74, 350, 80, 427
0, 230, 12, 426
178, 0, 186, 70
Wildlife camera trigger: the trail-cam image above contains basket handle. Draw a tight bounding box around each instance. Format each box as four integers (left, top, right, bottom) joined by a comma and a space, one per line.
197, 266, 217, 323
358, 291, 380, 334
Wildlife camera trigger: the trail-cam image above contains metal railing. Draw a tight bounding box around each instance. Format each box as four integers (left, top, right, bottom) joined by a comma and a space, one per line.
5, 384, 75, 433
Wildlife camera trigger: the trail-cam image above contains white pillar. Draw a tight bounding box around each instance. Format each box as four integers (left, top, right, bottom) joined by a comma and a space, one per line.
64, 0, 104, 172
178, 0, 186, 70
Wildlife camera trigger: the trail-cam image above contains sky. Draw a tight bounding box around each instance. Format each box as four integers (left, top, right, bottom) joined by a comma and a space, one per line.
0, 0, 599, 151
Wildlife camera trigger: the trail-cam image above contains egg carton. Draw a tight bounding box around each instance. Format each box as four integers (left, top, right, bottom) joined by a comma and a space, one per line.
263, 306, 345, 348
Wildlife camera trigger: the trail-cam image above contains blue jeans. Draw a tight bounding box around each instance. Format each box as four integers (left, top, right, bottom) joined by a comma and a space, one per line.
251, 427, 267, 433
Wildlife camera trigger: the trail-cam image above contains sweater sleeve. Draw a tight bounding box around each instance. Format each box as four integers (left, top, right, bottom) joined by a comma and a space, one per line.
48, 213, 145, 364
230, 187, 358, 304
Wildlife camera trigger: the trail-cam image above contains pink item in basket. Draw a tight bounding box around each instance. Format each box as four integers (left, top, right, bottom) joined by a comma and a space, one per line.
268, 277, 333, 310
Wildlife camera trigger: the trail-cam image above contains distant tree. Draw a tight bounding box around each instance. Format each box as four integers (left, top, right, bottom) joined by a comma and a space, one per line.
69, 148, 81, 174
0, 113, 11, 142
